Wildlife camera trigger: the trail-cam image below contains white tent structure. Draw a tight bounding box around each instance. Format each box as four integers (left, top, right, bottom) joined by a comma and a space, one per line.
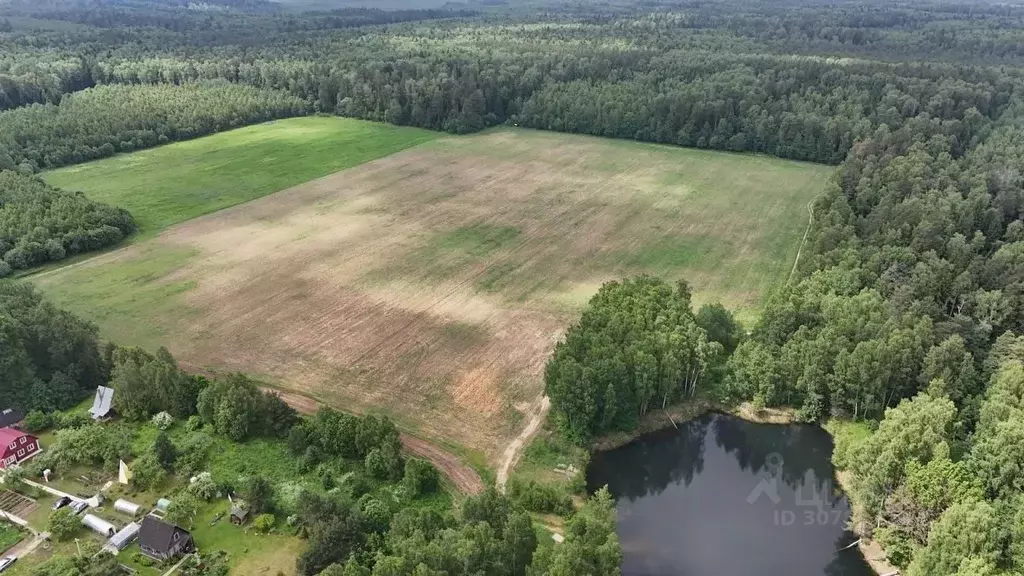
118, 460, 133, 485
89, 386, 115, 420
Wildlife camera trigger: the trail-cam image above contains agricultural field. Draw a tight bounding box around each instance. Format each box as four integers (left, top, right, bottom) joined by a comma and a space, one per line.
31, 126, 830, 462
43, 116, 438, 236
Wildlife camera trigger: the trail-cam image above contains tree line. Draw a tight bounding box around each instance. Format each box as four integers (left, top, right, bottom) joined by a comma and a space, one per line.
0, 82, 309, 173
0, 0, 1018, 165
0, 171, 135, 276
544, 276, 740, 443
727, 100, 1024, 425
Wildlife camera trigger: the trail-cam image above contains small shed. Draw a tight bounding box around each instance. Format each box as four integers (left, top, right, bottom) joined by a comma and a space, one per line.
230, 506, 249, 525
82, 513, 117, 537
108, 521, 141, 551
155, 498, 171, 513
89, 386, 115, 420
114, 499, 142, 516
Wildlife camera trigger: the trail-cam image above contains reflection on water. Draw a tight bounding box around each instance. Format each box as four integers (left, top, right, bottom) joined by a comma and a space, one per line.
587, 413, 874, 576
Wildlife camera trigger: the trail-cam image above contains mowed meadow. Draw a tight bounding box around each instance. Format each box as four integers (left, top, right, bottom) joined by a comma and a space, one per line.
31, 120, 831, 461
43, 116, 438, 235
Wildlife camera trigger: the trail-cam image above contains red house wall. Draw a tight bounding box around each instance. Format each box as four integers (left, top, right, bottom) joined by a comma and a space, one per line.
0, 432, 40, 469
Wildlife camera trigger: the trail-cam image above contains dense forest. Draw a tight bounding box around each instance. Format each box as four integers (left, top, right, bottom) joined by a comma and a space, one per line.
0, 82, 308, 172
0, 171, 135, 275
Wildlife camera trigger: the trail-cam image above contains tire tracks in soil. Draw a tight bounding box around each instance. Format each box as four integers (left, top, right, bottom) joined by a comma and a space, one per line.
493, 164, 642, 492
496, 395, 550, 492
267, 388, 486, 494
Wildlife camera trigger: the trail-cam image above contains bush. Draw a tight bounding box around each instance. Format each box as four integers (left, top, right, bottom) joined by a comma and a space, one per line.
242, 475, 275, 514
403, 458, 440, 498
47, 508, 81, 541
175, 431, 212, 477
166, 491, 201, 528
874, 526, 915, 569
252, 513, 275, 534
22, 410, 52, 433
181, 549, 230, 576
51, 411, 91, 430
357, 497, 391, 534
508, 479, 573, 516
186, 472, 218, 501
344, 471, 372, 500
185, 415, 203, 432
152, 411, 174, 430
131, 452, 167, 491
153, 430, 178, 471
2, 465, 26, 491
365, 445, 403, 481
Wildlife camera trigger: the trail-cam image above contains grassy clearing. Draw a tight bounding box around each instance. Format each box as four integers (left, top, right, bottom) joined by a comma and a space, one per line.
32, 127, 829, 462
0, 522, 23, 554
37, 246, 198, 352
508, 429, 588, 489
43, 116, 438, 236
824, 419, 874, 457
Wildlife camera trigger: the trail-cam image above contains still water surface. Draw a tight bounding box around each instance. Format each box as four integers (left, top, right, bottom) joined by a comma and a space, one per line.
587, 413, 875, 576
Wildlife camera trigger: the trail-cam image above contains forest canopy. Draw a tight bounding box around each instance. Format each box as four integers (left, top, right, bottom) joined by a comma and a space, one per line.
0, 171, 134, 275
545, 276, 726, 443
0, 82, 309, 172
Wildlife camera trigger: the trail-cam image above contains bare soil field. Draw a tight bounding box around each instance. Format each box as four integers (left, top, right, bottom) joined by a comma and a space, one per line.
33, 128, 830, 463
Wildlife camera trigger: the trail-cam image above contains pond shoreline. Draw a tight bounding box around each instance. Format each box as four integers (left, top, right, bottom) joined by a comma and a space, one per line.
589, 400, 798, 452
589, 401, 898, 576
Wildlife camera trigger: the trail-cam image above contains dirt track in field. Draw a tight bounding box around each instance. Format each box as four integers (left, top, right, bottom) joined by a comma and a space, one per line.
38, 129, 828, 465
272, 389, 484, 494
497, 395, 550, 492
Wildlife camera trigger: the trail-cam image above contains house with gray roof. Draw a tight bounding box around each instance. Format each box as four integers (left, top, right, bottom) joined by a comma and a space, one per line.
139, 515, 193, 560
89, 386, 115, 420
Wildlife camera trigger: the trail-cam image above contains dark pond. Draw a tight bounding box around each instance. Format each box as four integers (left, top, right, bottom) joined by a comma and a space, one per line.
587, 413, 874, 576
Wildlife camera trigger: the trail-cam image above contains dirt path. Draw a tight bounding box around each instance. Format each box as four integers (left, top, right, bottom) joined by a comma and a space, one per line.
400, 433, 484, 494
267, 389, 485, 494
496, 396, 550, 492
6, 530, 47, 560
789, 193, 822, 282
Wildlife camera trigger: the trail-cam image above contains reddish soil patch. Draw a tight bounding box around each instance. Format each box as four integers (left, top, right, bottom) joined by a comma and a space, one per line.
271, 389, 484, 494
